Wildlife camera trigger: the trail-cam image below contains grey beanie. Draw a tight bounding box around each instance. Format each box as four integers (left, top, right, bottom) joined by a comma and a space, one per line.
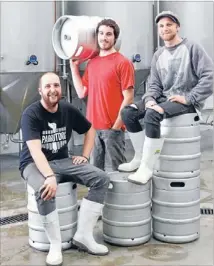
155, 11, 180, 26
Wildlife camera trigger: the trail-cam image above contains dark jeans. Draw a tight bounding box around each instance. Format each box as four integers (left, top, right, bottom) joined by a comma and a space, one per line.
121, 98, 196, 138
91, 129, 126, 171
22, 158, 110, 216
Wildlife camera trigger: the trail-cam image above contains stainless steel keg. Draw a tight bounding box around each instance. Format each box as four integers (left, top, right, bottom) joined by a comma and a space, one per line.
52, 15, 121, 60
103, 172, 151, 246
152, 113, 201, 243
27, 182, 78, 251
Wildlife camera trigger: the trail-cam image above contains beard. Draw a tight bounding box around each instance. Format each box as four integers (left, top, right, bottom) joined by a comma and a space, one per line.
42, 92, 61, 108
98, 41, 114, 51
161, 32, 177, 41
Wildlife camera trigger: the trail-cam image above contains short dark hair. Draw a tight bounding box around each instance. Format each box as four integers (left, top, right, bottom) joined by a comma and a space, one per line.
96, 18, 120, 43
39, 72, 59, 88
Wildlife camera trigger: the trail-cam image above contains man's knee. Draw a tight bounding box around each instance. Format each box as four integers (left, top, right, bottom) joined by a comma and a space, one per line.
121, 105, 138, 124
144, 108, 164, 125
99, 171, 110, 189
92, 169, 110, 190
35, 189, 56, 216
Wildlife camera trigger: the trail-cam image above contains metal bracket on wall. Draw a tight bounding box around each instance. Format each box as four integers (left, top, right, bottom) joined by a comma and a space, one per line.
9, 134, 23, 143
0, 134, 9, 149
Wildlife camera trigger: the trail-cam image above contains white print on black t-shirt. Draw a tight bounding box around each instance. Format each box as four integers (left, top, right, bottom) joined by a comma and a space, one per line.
41, 122, 67, 153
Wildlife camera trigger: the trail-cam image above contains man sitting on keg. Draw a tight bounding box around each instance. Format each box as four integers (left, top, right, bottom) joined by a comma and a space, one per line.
19, 72, 110, 266
70, 18, 135, 172
118, 11, 213, 184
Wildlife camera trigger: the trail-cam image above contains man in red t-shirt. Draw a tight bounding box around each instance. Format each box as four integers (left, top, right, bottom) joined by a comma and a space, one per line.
70, 18, 135, 171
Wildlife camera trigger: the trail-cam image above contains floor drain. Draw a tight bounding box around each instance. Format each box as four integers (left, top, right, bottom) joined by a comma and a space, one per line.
200, 208, 213, 215
0, 213, 28, 226
0, 208, 213, 226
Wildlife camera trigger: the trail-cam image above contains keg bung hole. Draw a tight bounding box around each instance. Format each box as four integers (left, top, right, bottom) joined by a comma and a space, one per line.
194, 115, 199, 121
170, 182, 185, 187
64, 34, 71, 40
131, 238, 134, 241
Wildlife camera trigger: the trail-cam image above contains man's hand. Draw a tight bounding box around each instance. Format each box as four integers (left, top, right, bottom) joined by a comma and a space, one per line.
169, 95, 187, 104
72, 155, 88, 165
148, 104, 164, 114
40, 176, 57, 201
69, 59, 80, 69
70, 58, 88, 68
145, 100, 157, 109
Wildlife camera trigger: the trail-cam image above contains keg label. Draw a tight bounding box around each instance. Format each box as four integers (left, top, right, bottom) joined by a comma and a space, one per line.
155, 149, 161, 154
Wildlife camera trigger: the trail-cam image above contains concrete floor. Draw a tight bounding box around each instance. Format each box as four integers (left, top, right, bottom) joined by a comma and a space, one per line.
0, 125, 213, 266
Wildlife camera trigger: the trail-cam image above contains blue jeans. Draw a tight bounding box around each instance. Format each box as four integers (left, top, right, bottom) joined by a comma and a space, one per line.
22, 158, 110, 216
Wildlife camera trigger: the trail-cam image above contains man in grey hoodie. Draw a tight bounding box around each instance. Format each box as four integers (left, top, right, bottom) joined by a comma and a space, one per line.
118, 11, 213, 185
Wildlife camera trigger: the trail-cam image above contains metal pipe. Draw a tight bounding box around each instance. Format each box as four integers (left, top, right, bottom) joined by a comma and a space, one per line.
9, 134, 23, 143
156, 0, 160, 48
19, 130, 23, 153
66, 80, 71, 103
54, 0, 57, 72
61, 0, 67, 80
0, 134, 10, 149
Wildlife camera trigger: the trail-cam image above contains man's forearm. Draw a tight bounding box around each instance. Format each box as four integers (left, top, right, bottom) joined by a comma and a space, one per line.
82, 127, 96, 159
112, 96, 133, 129
31, 150, 55, 178
70, 65, 86, 98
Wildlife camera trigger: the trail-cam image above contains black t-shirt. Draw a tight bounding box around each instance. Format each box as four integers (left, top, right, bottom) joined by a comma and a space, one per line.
19, 100, 91, 174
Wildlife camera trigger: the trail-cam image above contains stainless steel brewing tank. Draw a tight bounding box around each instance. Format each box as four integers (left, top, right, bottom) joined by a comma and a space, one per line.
103, 172, 151, 246
52, 15, 121, 60
27, 182, 78, 251
0, 73, 42, 134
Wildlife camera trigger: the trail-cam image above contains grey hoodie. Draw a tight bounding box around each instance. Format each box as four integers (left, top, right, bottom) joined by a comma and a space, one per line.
143, 38, 213, 111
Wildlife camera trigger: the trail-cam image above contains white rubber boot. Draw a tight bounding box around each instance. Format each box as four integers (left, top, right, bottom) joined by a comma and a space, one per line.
41, 210, 63, 266
118, 131, 145, 172
72, 198, 109, 255
128, 136, 165, 185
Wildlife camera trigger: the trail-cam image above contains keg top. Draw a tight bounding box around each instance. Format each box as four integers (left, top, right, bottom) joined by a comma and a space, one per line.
107, 171, 130, 182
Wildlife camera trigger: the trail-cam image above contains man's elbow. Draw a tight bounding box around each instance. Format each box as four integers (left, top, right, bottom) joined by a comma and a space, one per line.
126, 94, 134, 105
77, 87, 88, 99
86, 126, 96, 137
78, 93, 86, 99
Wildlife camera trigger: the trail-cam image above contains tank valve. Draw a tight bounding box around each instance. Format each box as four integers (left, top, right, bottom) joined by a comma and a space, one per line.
132, 54, 141, 63
26, 55, 38, 65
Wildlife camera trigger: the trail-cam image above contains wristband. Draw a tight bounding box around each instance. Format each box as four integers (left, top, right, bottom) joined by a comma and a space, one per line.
82, 155, 89, 161
45, 174, 55, 179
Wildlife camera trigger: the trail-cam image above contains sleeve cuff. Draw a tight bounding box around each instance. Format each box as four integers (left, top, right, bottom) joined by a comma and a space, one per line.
185, 94, 193, 106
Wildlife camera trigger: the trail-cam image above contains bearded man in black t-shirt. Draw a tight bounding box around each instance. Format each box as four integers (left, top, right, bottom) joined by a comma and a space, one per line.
19, 72, 110, 266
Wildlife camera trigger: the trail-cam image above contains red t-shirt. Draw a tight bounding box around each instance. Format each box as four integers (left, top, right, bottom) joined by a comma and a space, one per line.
82, 52, 135, 130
